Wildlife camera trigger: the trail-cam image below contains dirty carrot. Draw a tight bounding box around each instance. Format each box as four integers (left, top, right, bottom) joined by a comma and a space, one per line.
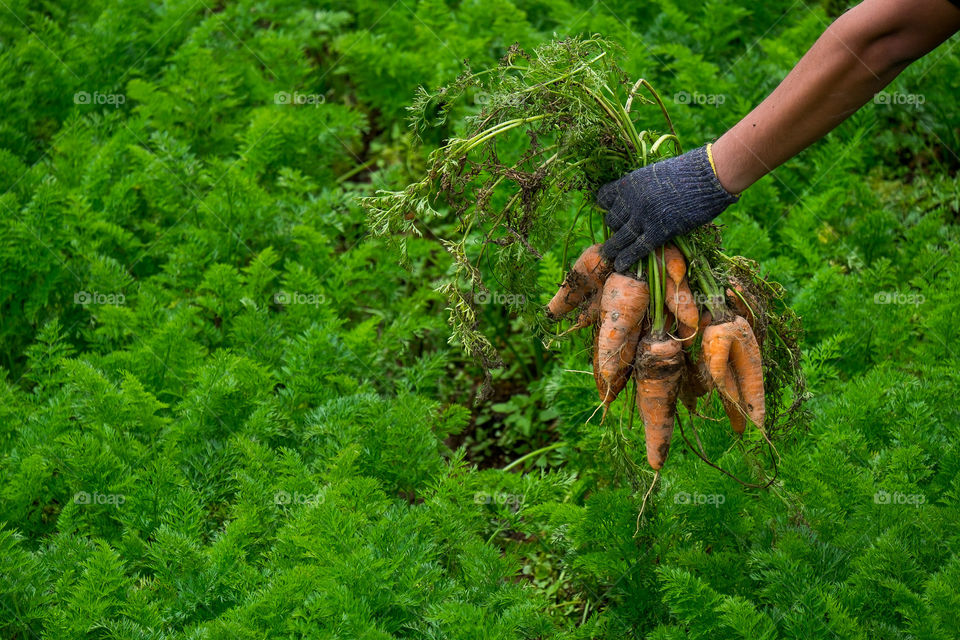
702, 316, 765, 430
678, 351, 710, 414
664, 274, 698, 332
595, 273, 649, 405
546, 244, 612, 320
720, 362, 746, 434
635, 333, 684, 469
656, 244, 687, 284
728, 316, 765, 428
680, 308, 712, 349
726, 279, 758, 332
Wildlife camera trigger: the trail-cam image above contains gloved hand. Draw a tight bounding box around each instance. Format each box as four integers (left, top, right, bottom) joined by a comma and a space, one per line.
596, 144, 739, 272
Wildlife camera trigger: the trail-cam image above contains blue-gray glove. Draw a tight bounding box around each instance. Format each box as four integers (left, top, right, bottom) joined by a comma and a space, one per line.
597, 144, 739, 272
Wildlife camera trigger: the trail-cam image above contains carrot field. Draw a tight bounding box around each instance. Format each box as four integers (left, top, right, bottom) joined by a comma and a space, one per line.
1, 1, 959, 638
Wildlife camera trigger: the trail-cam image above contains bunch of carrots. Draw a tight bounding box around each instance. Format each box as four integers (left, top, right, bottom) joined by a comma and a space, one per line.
547, 240, 766, 471
363, 37, 804, 475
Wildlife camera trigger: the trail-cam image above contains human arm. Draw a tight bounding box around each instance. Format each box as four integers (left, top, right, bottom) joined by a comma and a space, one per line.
714, 0, 960, 193
598, 0, 960, 272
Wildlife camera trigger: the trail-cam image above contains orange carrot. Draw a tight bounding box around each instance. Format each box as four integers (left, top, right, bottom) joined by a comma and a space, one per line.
728, 316, 765, 428
663, 299, 697, 345
680, 308, 712, 349
677, 321, 695, 346
635, 334, 684, 469
702, 321, 734, 388
702, 316, 765, 429
656, 245, 697, 324
655, 244, 687, 284
664, 273, 698, 333
546, 244, 612, 320
726, 279, 758, 333
720, 363, 746, 434
678, 351, 710, 414
699, 309, 713, 334
575, 293, 601, 329
595, 274, 649, 404
663, 308, 676, 332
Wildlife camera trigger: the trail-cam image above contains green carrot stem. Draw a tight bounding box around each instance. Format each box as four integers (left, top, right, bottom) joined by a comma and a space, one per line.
635, 79, 681, 153
443, 115, 546, 156
461, 114, 548, 153
336, 157, 379, 183
563, 198, 590, 267
674, 236, 725, 319
650, 134, 680, 156
474, 190, 522, 266
519, 51, 608, 94
502, 441, 565, 471
648, 252, 665, 331
569, 80, 641, 160
577, 81, 645, 166
465, 64, 524, 81
590, 202, 597, 243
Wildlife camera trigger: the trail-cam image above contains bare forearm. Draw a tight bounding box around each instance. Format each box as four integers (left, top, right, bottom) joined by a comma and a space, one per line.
712, 0, 960, 194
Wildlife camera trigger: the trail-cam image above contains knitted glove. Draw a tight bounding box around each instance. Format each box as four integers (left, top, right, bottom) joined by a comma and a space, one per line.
597, 144, 739, 272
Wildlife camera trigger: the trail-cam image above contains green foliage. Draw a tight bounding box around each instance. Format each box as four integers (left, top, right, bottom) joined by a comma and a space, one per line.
1, 1, 959, 638
362, 36, 685, 385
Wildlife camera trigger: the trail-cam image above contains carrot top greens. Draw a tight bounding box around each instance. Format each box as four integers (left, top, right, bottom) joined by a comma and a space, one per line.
362, 36, 804, 436
364, 38, 673, 362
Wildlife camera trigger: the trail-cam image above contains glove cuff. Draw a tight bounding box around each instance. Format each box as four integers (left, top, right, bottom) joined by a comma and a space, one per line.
652, 144, 739, 232
705, 143, 740, 198
678, 144, 739, 207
